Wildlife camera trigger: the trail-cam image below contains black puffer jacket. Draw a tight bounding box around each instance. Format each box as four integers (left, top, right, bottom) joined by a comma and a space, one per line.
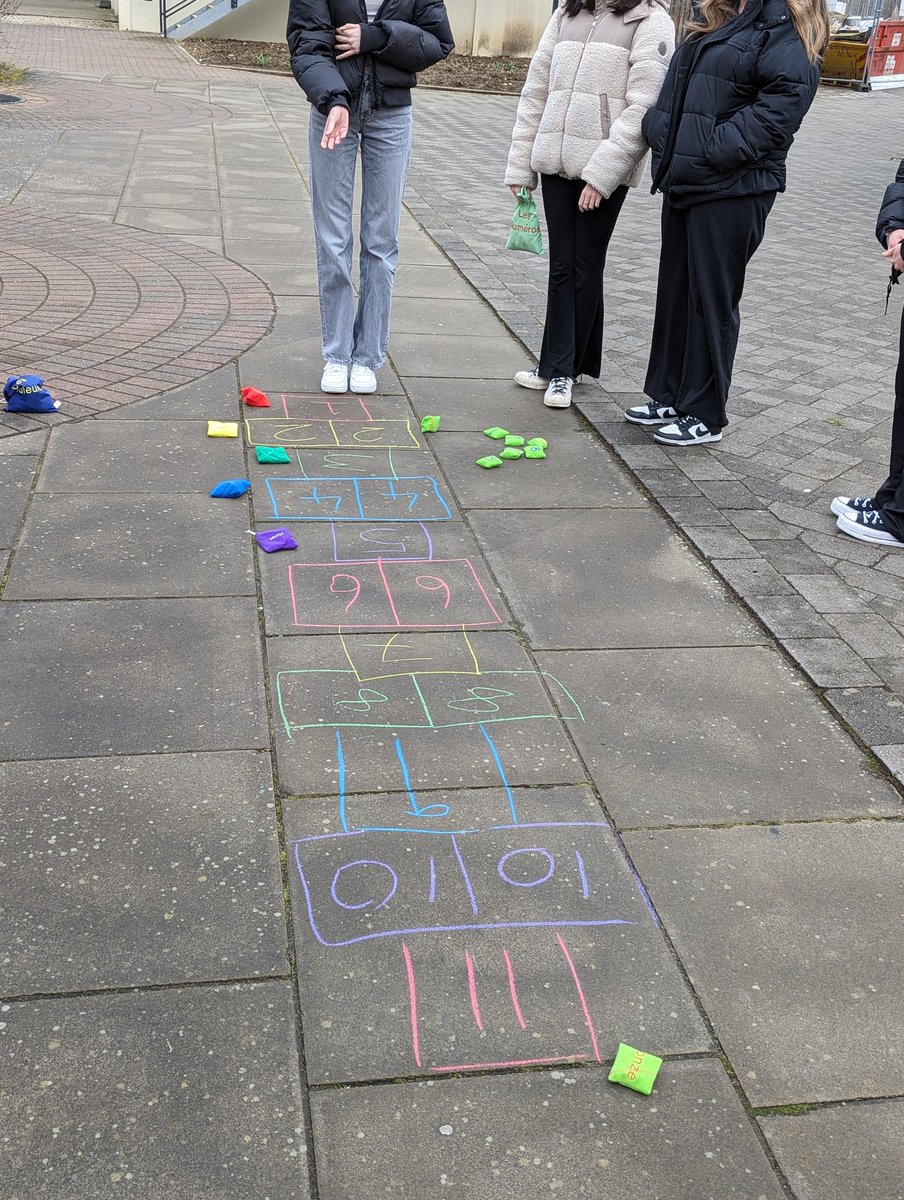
641, 0, 819, 206
287, 0, 454, 114
877, 159, 904, 247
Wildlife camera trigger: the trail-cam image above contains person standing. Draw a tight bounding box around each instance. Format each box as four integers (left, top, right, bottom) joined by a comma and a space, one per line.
626, 0, 829, 444
832, 160, 904, 548
505, 0, 674, 409
287, 0, 454, 394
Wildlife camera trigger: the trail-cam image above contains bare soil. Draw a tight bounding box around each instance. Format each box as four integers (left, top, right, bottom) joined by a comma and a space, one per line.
184, 39, 529, 94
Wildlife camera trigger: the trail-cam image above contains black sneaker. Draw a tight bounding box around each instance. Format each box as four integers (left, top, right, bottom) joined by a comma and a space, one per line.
836, 509, 904, 548
624, 400, 679, 426
653, 414, 722, 446
830, 495, 877, 519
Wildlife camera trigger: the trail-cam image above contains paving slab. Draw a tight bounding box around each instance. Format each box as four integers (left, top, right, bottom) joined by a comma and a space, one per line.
0, 751, 286, 995
0, 456, 38, 549
824, 685, 904, 747
0, 431, 48, 456
268, 630, 587, 796
624, 822, 904, 1105
285, 787, 709, 1083
6, 494, 256, 599
389, 333, 529, 379
0, 982, 309, 1199
469, 509, 762, 650
258, 521, 507, 636
0, 598, 268, 760
393, 263, 478, 299
403, 375, 583, 433
533, 647, 900, 827
310, 1060, 784, 1199
760, 1099, 904, 1200
391, 296, 504, 336
93, 364, 241, 421
36, 420, 245, 493
434, 430, 647, 511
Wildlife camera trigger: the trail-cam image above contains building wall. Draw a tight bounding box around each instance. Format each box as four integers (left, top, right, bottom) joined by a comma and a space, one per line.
171, 0, 553, 54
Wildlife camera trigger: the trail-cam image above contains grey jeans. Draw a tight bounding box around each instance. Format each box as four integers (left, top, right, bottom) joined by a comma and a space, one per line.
308, 91, 413, 370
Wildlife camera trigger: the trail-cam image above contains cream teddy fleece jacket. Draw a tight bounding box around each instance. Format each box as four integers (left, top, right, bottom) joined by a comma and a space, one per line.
505, 0, 675, 197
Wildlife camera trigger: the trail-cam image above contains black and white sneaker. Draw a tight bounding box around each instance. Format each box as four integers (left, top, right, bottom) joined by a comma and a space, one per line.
830, 495, 877, 519
624, 400, 679, 426
836, 509, 904, 548
544, 376, 573, 409
653, 414, 722, 446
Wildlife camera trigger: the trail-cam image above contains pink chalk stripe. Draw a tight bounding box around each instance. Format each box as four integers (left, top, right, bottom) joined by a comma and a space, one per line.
465, 950, 483, 1031
502, 948, 526, 1029
556, 933, 602, 1063
402, 942, 421, 1068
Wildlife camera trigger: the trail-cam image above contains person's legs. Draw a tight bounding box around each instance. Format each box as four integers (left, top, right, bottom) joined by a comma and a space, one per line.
643, 199, 691, 409
872, 304, 904, 539
352, 104, 413, 370
572, 185, 628, 379
308, 106, 360, 365
676, 192, 776, 430
538, 174, 581, 380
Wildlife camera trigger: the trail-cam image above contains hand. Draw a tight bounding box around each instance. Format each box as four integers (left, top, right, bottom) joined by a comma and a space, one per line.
578, 183, 603, 212
335, 23, 362, 60
321, 106, 349, 151
884, 228, 904, 273
509, 184, 532, 197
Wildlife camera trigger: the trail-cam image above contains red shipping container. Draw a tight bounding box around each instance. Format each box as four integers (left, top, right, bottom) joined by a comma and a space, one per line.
874, 19, 904, 50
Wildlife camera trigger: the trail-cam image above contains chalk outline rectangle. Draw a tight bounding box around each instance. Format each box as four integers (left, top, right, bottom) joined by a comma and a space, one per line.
245, 418, 421, 450
264, 476, 452, 522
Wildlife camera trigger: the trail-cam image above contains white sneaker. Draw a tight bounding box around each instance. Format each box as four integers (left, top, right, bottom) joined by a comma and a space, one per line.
349, 363, 377, 394
514, 366, 548, 390
544, 376, 573, 408
321, 362, 349, 394
830, 495, 877, 518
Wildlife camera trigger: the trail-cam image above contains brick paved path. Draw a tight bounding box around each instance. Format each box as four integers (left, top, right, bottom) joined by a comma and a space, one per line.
1, 19, 903, 1200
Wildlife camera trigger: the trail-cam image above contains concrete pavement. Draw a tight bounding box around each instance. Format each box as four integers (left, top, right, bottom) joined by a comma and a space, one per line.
1, 20, 902, 1200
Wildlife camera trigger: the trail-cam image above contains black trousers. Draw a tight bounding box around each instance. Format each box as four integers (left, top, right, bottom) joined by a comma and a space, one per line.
538, 174, 627, 381
644, 192, 776, 430
874, 303, 904, 539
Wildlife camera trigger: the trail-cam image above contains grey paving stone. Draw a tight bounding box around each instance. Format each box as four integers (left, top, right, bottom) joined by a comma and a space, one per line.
683, 527, 761, 560
0, 752, 286, 995
257, 520, 502, 636
727, 509, 799, 539
783, 638, 881, 688
625, 822, 904, 1105
6, 494, 255, 599
824, 685, 904, 747
434, 431, 646, 511
824, 613, 904, 659
0, 431, 48, 456
534, 646, 898, 827
760, 1100, 904, 1200
469, 509, 760, 650
391, 296, 504, 337
711, 558, 796, 597
0, 598, 268, 760
389, 333, 528, 379
404, 376, 582, 433
0, 456, 37, 548
754, 538, 828, 576
872, 744, 904, 786
658, 495, 732, 526
94, 364, 242, 421
743, 594, 835, 639
238, 350, 404, 396
37, 420, 245, 492
311, 1061, 784, 1199
285, 787, 710, 1083
268, 630, 586, 796
392, 263, 477, 299
0, 983, 309, 1198
787, 574, 872, 614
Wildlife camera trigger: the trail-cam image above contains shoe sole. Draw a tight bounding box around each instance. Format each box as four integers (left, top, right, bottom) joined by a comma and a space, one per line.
544, 397, 572, 409
515, 375, 548, 391
653, 431, 722, 446
836, 514, 904, 547
349, 381, 377, 394
830, 497, 873, 518
321, 381, 348, 394
624, 412, 676, 426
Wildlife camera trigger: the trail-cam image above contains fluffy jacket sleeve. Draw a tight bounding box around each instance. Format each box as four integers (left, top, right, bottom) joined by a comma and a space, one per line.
706, 27, 820, 176
504, 11, 561, 190
359, 0, 455, 72
581, 9, 674, 197
877, 159, 904, 247
287, 0, 351, 113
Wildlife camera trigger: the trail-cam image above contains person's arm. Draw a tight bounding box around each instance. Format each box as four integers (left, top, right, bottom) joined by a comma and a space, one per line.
286, 0, 352, 113
705, 29, 819, 175
503, 11, 560, 192
580, 10, 674, 198
877, 159, 904, 246
358, 0, 454, 73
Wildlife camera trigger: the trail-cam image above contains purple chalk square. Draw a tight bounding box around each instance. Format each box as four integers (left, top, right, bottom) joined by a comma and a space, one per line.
210, 479, 251, 498
255, 528, 299, 554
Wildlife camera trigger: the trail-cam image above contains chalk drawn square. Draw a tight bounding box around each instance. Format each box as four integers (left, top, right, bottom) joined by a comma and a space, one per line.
330, 522, 436, 564
339, 630, 481, 682
264, 476, 452, 522
245, 418, 421, 450
288, 559, 503, 631
276, 670, 433, 734
417, 670, 584, 729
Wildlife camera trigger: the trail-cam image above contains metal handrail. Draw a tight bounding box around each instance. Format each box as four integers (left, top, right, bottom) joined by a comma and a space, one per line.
159, 0, 237, 38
